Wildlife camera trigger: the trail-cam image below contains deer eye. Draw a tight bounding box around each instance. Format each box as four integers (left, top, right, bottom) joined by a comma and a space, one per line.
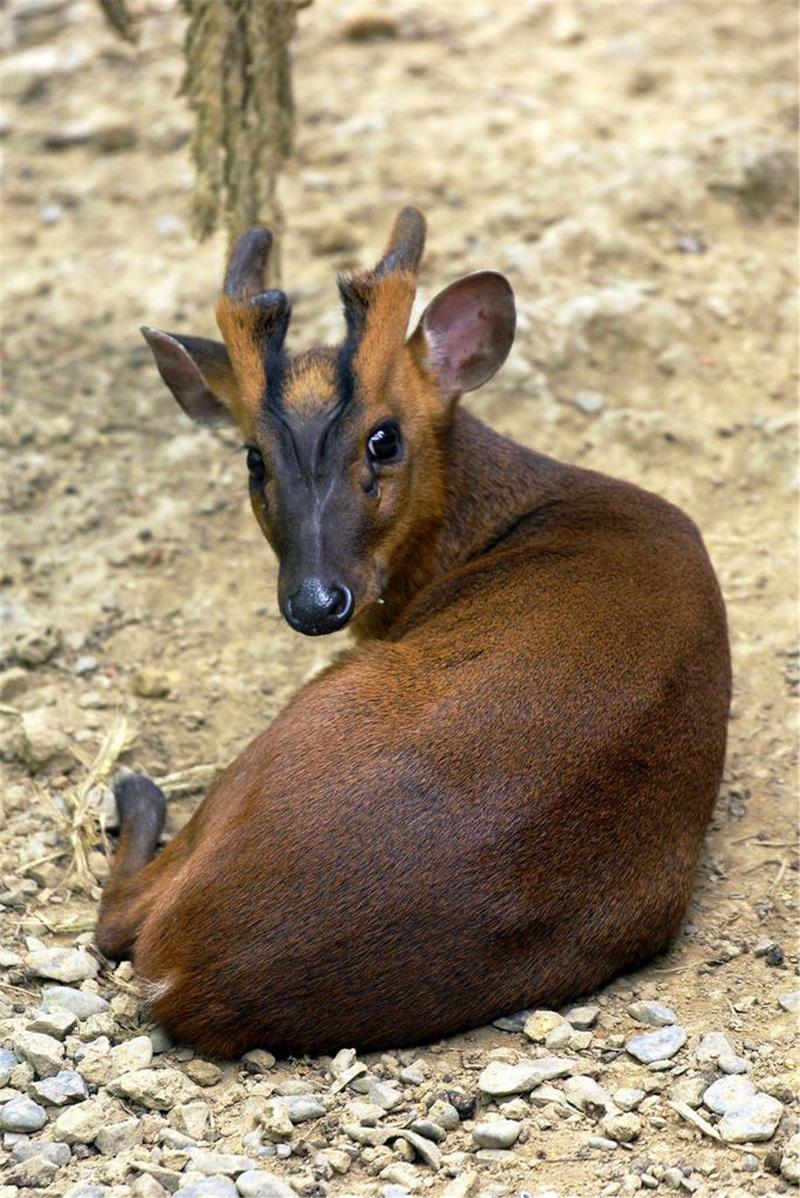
367, 421, 403, 464
246, 445, 266, 485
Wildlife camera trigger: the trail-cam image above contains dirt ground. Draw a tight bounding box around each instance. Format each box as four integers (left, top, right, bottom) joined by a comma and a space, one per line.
1, 1, 798, 1197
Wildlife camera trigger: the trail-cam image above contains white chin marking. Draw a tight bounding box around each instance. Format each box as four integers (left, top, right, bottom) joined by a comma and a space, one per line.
139, 975, 172, 1005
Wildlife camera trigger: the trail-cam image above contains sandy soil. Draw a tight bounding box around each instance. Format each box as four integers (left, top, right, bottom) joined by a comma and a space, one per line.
1, 2, 798, 1197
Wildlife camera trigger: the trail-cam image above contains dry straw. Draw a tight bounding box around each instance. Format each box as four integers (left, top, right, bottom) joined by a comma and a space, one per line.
98, 0, 309, 268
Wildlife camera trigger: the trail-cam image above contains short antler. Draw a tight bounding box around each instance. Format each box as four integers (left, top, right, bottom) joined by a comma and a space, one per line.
375, 206, 426, 277
222, 227, 274, 301
214, 227, 292, 423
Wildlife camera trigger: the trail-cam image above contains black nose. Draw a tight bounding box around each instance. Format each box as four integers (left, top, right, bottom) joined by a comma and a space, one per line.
284, 578, 354, 636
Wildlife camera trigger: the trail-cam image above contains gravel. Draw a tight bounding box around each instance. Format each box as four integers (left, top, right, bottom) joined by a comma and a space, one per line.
12, 1028, 66, 1076
718, 1092, 784, 1142
181, 1180, 239, 1198
472, 1117, 521, 1148
522, 1009, 566, 1041
478, 1056, 573, 1096
0, 1094, 48, 1132
235, 1173, 295, 1198
107, 1067, 201, 1110
41, 986, 110, 1018
565, 1003, 600, 1028
626, 1025, 686, 1063
188, 1151, 258, 1177
627, 1000, 677, 1026
13, 1141, 72, 1166
563, 1075, 614, 1113
25, 948, 99, 983
702, 1074, 757, 1115
30, 1069, 89, 1105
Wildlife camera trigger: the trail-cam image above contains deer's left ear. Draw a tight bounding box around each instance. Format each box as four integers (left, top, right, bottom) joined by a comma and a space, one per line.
408, 271, 516, 399
141, 327, 240, 428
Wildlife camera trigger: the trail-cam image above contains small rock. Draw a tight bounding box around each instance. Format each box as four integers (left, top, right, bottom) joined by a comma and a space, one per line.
528, 1082, 566, 1106
26, 948, 99, 984
563, 1075, 614, 1114
718, 1093, 784, 1143
112, 1035, 153, 1074
170, 1101, 213, 1141
478, 1056, 573, 1096
427, 1099, 460, 1130
53, 1097, 110, 1144
189, 1150, 257, 1177
669, 1075, 708, 1109
696, 1031, 735, 1064
27, 1007, 78, 1039
258, 1099, 293, 1142
574, 392, 605, 415
472, 1117, 520, 1149
718, 1051, 749, 1075
409, 1118, 446, 1143
131, 1177, 169, 1198
75, 1037, 115, 1085
368, 1079, 402, 1111
601, 1111, 641, 1143
12, 1030, 65, 1078
627, 1001, 677, 1027
236, 1174, 295, 1198
9, 1154, 59, 1187
703, 1074, 757, 1115
0, 1047, 18, 1087
185, 1059, 222, 1087
133, 668, 172, 699
41, 986, 109, 1019
390, 1128, 442, 1169
242, 1050, 275, 1075
62, 1186, 108, 1198
285, 1096, 325, 1124
492, 1010, 531, 1032
31, 1070, 88, 1106
614, 1088, 645, 1112
16, 709, 76, 772
523, 1010, 567, 1041
108, 1067, 200, 1111
380, 1161, 421, 1189
565, 1004, 600, 1029
181, 1181, 238, 1198
780, 1132, 800, 1184
13, 1141, 71, 1166
626, 1025, 686, 1063
316, 1148, 351, 1174
0, 1095, 48, 1132
8, 623, 62, 666
544, 1021, 574, 1050
95, 1118, 142, 1155
779, 992, 800, 1014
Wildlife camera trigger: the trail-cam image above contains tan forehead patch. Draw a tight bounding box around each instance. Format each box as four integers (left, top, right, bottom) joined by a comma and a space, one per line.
282, 352, 340, 418
352, 269, 417, 403
214, 293, 267, 432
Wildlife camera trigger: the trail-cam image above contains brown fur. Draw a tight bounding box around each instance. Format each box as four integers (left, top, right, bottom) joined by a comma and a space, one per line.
213, 293, 267, 434
101, 211, 731, 1058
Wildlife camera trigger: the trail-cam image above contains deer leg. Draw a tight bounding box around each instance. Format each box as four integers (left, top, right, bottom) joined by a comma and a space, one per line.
95, 771, 167, 960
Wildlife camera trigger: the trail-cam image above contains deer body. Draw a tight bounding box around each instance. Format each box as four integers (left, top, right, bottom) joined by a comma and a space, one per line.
96, 210, 730, 1057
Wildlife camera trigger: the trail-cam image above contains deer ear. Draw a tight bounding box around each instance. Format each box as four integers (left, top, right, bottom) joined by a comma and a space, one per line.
141, 327, 239, 428
409, 271, 516, 398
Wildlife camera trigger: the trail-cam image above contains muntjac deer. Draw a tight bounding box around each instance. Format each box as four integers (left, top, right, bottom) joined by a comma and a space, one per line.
96, 208, 731, 1057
